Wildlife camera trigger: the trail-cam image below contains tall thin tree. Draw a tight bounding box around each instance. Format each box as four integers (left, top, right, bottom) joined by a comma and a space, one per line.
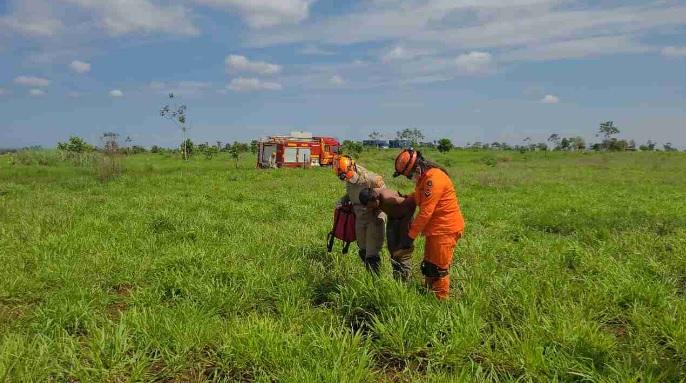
160, 93, 189, 160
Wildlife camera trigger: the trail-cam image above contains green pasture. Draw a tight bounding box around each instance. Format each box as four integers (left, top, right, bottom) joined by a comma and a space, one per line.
1, 149, 685, 382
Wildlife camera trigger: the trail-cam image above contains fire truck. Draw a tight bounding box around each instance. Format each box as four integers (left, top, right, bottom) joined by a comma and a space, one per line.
257, 131, 340, 168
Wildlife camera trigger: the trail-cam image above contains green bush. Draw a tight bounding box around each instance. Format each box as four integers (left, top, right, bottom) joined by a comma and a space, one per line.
10, 150, 59, 166
340, 140, 363, 158
437, 138, 454, 153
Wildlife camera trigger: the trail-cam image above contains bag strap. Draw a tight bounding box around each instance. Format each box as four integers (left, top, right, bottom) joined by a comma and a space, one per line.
327, 232, 334, 252
341, 206, 353, 254
327, 207, 342, 252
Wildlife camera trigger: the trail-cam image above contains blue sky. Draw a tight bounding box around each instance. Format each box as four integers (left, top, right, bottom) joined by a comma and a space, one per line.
1, 0, 685, 148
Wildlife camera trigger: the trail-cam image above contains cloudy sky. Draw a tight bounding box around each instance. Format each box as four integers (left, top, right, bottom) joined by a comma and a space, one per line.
1, 0, 685, 148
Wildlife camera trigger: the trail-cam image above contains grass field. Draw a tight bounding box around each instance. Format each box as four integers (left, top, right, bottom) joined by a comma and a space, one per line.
1, 149, 685, 382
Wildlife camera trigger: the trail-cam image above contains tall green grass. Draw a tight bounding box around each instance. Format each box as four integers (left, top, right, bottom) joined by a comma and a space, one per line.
1, 150, 685, 381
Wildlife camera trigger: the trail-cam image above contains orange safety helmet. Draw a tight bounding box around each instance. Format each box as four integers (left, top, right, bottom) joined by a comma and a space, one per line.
334, 155, 357, 181
393, 148, 419, 178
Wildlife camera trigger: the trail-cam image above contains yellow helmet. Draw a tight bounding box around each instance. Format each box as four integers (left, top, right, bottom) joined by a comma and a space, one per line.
333, 155, 356, 181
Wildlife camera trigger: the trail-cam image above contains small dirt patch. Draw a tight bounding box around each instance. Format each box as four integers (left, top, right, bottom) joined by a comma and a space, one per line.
106, 283, 134, 319
112, 283, 134, 297
106, 302, 127, 319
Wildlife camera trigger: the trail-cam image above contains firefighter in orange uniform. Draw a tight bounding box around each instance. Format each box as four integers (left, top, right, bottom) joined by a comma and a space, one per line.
393, 148, 465, 300
334, 155, 386, 274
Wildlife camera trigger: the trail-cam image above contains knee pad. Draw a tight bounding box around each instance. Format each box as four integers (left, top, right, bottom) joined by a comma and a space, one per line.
421, 261, 448, 278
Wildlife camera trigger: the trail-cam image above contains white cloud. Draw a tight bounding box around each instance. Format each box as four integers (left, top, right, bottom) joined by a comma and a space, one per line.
501, 36, 650, 62
0, 17, 62, 37
149, 81, 166, 90
0, 0, 63, 37
661, 46, 686, 58
14, 75, 51, 87
70, 60, 91, 74
194, 0, 313, 28
455, 51, 494, 75
68, 91, 81, 98
65, 0, 199, 36
2, 0, 198, 40
228, 77, 282, 92
109, 89, 124, 97
149, 81, 211, 97
247, 1, 686, 65
29, 89, 46, 96
329, 75, 345, 86
541, 94, 559, 104
299, 44, 334, 55
382, 46, 412, 62
226, 55, 282, 75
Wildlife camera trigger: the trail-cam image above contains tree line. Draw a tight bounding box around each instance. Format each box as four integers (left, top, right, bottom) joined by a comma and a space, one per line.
53, 135, 259, 160
364, 121, 679, 153
5, 120, 677, 160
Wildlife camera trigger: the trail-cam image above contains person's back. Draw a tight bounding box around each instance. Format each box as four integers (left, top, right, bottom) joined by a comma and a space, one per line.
409, 167, 464, 238
376, 188, 416, 219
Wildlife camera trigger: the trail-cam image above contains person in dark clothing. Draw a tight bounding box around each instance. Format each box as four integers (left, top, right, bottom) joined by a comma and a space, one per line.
359, 187, 416, 281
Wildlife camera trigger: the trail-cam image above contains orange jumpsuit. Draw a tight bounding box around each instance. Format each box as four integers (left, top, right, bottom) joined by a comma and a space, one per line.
408, 168, 464, 300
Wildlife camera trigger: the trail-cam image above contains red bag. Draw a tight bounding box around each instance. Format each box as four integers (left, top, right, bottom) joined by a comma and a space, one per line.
327, 204, 356, 254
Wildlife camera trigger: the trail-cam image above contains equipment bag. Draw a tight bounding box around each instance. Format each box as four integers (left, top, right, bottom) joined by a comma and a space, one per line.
327, 204, 356, 254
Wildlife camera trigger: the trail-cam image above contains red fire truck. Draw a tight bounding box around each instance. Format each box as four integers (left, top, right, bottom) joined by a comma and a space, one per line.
257, 131, 340, 168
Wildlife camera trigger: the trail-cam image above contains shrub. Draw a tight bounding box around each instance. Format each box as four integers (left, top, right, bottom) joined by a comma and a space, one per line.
203, 146, 219, 159
125, 145, 147, 155
95, 154, 124, 182
10, 150, 59, 166
480, 155, 498, 167
57, 136, 94, 153
59, 151, 98, 167
437, 138, 453, 153
340, 141, 363, 158
180, 139, 194, 159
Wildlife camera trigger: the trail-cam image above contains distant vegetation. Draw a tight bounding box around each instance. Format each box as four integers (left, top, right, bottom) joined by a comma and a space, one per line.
1, 120, 682, 165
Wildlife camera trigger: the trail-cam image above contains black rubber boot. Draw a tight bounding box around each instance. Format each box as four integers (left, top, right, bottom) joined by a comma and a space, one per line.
390, 258, 409, 281
365, 255, 381, 275
358, 248, 367, 264
390, 248, 413, 282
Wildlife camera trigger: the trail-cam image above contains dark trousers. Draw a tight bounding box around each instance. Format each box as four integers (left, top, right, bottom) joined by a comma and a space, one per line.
386, 215, 414, 281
